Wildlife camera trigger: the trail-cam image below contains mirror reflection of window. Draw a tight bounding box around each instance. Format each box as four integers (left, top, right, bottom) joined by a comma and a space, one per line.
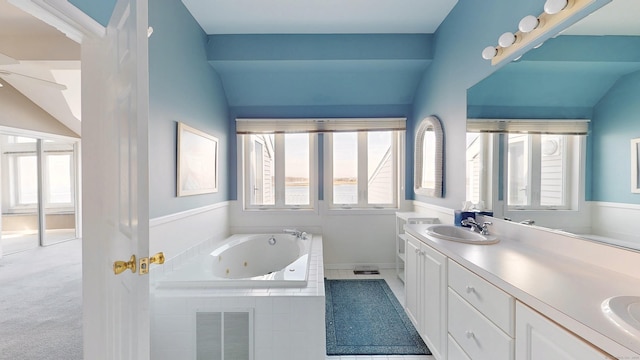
507, 134, 530, 207
507, 134, 572, 209
414, 116, 443, 198
466, 133, 481, 204
465, 132, 493, 209
421, 129, 436, 189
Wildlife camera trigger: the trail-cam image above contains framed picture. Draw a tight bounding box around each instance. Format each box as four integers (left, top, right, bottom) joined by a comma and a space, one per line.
177, 122, 218, 196
632, 138, 640, 193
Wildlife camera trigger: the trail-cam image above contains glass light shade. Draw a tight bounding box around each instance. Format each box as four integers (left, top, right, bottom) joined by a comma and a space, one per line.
544, 0, 568, 14
498, 32, 517, 47
482, 46, 498, 60
519, 15, 540, 33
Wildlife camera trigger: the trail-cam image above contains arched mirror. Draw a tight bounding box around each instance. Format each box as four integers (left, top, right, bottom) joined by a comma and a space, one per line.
414, 115, 444, 197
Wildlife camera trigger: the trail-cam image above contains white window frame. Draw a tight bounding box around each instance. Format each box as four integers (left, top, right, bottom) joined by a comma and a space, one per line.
241, 133, 317, 211
1, 137, 77, 214
466, 133, 494, 210
504, 134, 578, 211
503, 133, 582, 212
324, 131, 400, 210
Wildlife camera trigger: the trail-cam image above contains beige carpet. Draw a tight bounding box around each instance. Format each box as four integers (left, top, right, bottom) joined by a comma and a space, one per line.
0, 239, 82, 360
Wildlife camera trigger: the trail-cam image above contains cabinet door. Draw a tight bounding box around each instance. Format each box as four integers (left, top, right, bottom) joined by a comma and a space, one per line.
404, 236, 421, 328
516, 302, 608, 360
422, 242, 448, 360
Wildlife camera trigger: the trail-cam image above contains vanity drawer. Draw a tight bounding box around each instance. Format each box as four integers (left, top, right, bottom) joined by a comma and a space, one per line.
448, 259, 515, 336
448, 288, 514, 360
448, 334, 471, 360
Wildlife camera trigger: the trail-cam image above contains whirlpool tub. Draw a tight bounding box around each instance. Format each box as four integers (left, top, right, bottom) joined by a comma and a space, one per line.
154, 232, 313, 288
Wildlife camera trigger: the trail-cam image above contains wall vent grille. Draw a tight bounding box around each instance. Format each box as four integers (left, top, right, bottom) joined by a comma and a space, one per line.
196, 310, 253, 360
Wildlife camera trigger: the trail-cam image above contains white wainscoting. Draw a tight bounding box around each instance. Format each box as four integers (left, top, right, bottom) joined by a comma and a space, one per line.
412, 200, 455, 225
228, 200, 398, 270
591, 201, 640, 247
150, 202, 230, 274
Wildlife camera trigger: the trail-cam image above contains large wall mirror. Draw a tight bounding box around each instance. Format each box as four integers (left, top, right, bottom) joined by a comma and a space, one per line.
466, 0, 640, 251
415, 115, 444, 198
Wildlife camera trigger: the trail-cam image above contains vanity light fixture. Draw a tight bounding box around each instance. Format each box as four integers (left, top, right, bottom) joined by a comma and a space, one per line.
544, 0, 570, 15
498, 32, 518, 48
481, 0, 594, 65
482, 46, 499, 60
518, 15, 541, 33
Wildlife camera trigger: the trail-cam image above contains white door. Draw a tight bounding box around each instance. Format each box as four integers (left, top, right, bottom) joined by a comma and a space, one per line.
81, 0, 150, 359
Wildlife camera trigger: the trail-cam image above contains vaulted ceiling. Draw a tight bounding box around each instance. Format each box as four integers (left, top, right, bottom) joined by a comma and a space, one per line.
0, 0, 81, 136
181, 0, 459, 110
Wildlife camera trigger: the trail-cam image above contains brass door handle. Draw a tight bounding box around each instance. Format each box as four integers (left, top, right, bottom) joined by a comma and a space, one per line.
150, 252, 165, 265
139, 252, 165, 275
113, 255, 137, 275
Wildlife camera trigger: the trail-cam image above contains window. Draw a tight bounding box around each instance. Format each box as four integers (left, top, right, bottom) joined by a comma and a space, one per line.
326, 131, 399, 209
2, 137, 76, 212
466, 119, 587, 213
238, 117, 405, 211
243, 133, 315, 210
506, 134, 575, 210
10, 155, 38, 206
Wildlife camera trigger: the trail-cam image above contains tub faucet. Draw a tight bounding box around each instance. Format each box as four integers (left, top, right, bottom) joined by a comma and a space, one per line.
461, 217, 492, 235
283, 228, 307, 239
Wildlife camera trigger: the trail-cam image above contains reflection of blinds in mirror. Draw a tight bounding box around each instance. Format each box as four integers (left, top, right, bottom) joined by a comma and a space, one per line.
467, 119, 589, 135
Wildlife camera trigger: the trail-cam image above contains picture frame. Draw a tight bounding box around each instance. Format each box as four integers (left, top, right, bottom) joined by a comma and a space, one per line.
177, 122, 218, 196
632, 138, 640, 193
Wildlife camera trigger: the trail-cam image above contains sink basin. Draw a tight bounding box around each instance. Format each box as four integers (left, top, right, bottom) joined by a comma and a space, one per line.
602, 296, 640, 338
425, 224, 499, 244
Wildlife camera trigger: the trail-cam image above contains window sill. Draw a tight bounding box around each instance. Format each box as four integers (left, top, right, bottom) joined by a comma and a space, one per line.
242, 207, 319, 214
324, 207, 399, 216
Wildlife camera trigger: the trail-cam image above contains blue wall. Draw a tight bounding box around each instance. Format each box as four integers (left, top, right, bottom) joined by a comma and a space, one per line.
148, 0, 230, 218
591, 70, 640, 203
69, 0, 115, 27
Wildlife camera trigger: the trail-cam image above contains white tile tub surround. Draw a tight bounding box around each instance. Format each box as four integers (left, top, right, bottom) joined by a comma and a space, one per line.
150, 235, 326, 360
149, 202, 231, 275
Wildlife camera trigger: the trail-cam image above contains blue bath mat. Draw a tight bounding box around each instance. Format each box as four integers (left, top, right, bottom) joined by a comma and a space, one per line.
325, 279, 431, 355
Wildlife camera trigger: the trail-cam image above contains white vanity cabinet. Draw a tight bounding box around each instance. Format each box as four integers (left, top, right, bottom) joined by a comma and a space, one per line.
515, 302, 611, 360
403, 225, 626, 360
405, 233, 447, 360
447, 259, 515, 360
395, 212, 437, 283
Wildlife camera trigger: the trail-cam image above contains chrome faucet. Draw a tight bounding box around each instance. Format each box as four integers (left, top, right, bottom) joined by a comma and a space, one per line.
283, 228, 307, 239
461, 217, 493, 235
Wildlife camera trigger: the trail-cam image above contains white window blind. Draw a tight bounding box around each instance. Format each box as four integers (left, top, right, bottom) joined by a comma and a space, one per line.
236, 118, 406, 134
467, 119, 589, 135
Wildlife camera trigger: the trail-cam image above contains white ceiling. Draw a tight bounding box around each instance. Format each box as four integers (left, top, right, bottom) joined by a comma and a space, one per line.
0, 0, 81, 136
181, 0, 459, 34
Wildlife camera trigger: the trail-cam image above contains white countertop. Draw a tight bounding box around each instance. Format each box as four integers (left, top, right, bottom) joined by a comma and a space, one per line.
405, 223, 640, 358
